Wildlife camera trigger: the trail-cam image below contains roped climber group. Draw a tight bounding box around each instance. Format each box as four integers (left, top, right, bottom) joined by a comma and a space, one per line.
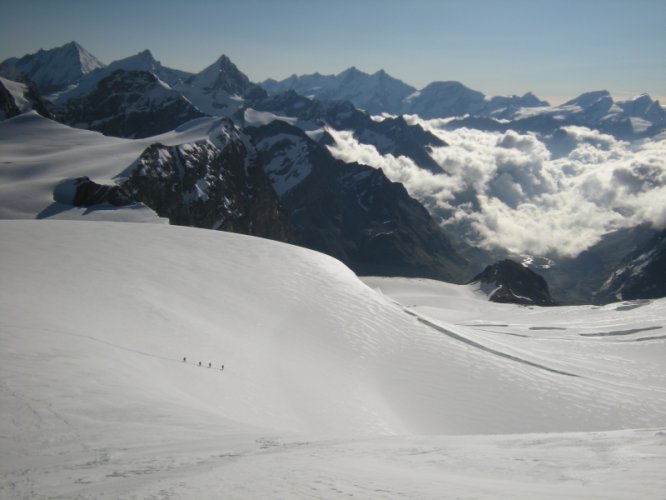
182, 356, 224, 370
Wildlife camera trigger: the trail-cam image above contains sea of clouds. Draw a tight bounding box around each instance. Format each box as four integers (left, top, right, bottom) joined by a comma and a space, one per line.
326, 119, 666, 258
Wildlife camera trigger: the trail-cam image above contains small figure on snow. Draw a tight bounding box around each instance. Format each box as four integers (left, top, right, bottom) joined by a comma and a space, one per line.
208, 362, 212, 368
198, 361, 202, 367
220, 364, 225, 371
182, 357, 187, 363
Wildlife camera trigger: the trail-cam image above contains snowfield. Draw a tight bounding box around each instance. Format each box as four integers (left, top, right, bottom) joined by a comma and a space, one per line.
1, 220, 665, 499
0, 112, 225, 222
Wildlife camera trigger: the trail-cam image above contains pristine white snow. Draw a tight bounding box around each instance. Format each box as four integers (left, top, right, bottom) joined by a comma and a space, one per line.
1, 220, 665, 499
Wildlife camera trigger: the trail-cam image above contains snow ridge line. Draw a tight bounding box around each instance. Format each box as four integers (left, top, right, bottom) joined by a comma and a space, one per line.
403, 310, 580, 378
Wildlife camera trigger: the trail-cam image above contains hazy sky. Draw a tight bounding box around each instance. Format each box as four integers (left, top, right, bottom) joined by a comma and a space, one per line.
1, 0, 664, 104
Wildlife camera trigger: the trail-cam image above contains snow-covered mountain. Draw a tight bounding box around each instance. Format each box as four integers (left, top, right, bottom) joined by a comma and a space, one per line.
248, 119, 467, 282
1, 43, 665, 497
0, 110, 224, 222
105, 49, 191, 87
262, 66, 417, 115
262, 66, 665, 139
0, 41, 104, 93
52, 49, 192, 104
118, 118, 292, 241
473, 90, 666, 139
0, 76, 52, 120
247, 90, 446, 173
175, 54, 267, 116
598, 229, 666, 302
404, 81, 487, 118
1, 42, 664, 303
263, 68, 551, 119
58, 69, 205, 138
1, 220, 665, 498
0, 111, 465, 281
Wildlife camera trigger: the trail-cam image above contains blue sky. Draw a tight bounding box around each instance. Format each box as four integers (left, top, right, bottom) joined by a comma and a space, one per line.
1, 0, 664, 104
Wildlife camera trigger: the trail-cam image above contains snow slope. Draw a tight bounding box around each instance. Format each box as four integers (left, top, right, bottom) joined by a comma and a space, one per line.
0, 112, 225, 221
1, 220, 665, 498
0, 76, 32, 115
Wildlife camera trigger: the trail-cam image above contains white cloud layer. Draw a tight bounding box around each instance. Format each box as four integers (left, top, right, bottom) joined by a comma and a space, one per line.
326, 121, 666, 258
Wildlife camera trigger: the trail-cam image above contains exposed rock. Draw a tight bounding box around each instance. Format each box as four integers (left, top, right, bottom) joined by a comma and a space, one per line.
54, 177, 132, 207
248, 90, 446, 173
470, 259, 556, 306
58, 69, 205, 138
598, 229, 666, 302
248, 120, 467, 282
0, 76, 53, 120
118, 119, 293, 242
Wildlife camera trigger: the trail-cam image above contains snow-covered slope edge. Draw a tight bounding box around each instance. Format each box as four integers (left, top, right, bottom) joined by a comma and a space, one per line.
0, 221, 666, 498
2, 221, 665, 498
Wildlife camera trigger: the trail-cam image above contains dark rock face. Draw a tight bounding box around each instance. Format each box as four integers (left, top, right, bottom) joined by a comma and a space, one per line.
58, 69, 205, 138
248, 91, 447, 173
0, 77, 53, 120
70, 177, 132, 206
248, 120, 467, 282
0, 82, 20, 118
537, 224, 659, 305
598, 229, 666, 302
470, 259, 556, 306
118, 119, 292, 242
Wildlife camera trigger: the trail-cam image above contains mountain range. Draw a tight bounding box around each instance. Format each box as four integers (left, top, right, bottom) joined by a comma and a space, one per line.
1, 41, 664, 304
3, 37, 666, 500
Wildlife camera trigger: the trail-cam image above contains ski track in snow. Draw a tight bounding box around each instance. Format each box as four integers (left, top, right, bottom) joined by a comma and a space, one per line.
404, 310, 580, 377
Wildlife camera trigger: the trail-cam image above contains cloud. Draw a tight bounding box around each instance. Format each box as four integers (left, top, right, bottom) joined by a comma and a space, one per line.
326, 121, 666, 258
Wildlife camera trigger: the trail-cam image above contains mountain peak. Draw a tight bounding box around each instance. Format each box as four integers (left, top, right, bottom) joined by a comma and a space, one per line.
0, 41, 105, 92
108, 50, 158, 72
65, 40, 83, 50
213, 54, 235, 68
340, 66, 365, 78
136, 49, 155, 61
564, 90, 612, 107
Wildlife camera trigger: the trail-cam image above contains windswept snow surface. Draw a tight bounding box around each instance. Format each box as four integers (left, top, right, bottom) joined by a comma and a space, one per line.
1, 220, 665, 498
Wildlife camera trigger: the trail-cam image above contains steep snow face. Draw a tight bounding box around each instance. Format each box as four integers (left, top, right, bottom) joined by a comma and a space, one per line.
53, 50, 192, 104
252, 130, 313, 197
1, 221, 665, 498
176, 54, 266, 116
0, 41, 104, 92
